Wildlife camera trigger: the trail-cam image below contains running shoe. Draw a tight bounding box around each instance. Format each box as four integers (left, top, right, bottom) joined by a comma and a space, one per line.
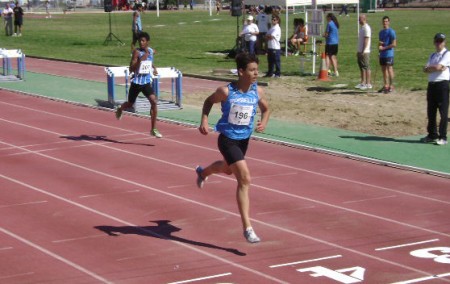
436, 139, 448, 145
378, 86, 387, 93
355, 83, 365, 89
360, 84, 373, 90
420, 136, 437, 143
195, 166, 208, 189
244, 227, 261, 243
151, 128, 163, 138
115, 107, 123, 120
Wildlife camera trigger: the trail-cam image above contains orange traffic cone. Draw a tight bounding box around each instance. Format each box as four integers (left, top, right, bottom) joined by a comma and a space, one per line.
317, 52, 330, 81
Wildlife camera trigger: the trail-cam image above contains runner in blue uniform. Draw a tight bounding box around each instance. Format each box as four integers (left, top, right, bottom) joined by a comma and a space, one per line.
195, 53, 270, 243
115, 32, 162, 138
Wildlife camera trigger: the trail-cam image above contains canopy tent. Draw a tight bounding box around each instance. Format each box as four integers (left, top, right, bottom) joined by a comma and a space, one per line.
245, 0, 360, 60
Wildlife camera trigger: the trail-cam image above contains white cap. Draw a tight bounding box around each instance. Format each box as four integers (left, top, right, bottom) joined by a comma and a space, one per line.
247, 15, 254, 21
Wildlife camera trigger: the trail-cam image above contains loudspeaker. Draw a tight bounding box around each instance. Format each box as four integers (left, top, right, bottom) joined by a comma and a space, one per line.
231, 0, 242, 17
104, 0, 113, 12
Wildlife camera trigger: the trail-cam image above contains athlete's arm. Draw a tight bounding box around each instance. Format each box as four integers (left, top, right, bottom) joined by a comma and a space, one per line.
255, 87, 270, 133
199, 86, 228, 135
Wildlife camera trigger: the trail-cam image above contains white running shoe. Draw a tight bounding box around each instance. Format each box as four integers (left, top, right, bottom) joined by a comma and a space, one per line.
436, 139, 448, 145
355, 83, 365, 89
244, 227, 261, 243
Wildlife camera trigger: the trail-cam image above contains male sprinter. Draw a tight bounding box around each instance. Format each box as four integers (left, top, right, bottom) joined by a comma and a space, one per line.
115, 32, 162, 138
195, 53, 270, 243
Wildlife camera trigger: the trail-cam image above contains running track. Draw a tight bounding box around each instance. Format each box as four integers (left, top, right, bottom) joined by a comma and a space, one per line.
0, 59, 450, 283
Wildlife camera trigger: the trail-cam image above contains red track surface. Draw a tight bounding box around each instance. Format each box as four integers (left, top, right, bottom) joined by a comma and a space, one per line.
1, 89, 450, 284
1, 58, 450, 283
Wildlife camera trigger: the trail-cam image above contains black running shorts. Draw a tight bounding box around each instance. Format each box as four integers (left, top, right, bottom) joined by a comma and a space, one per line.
217, 133, 250, 165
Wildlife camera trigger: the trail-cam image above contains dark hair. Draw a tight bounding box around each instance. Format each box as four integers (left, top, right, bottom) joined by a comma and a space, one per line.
138, 31, 150, 41
235, 52, 259, 71
298, 18, 305, 26
327, 13, 339, 29
382, 16, 390, 21
272, 15, 281, 25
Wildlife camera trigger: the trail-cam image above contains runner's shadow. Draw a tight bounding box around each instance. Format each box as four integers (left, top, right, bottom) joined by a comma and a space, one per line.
94, 220, 246, 256
60, 135, 154, 147
340, 135, 423, 144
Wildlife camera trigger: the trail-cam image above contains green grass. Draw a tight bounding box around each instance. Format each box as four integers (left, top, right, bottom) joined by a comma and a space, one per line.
1, 9, 449, 90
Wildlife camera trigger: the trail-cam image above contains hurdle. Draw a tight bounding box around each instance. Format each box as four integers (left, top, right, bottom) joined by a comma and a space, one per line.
0, 49, 26, 80
104, 66, 183, 112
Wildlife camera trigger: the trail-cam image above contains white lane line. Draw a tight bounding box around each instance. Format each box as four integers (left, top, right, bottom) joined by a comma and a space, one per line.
52, 234, 106, 244
391, 272, 450, 284
375, 239, 440, 251
252, 172, 298, 180
1, 100, 448, 206
0, 143, 442, 280
342, 195, 397, 204
79, 189, 140, 199
0, 200, 48, 209
0, 272, 35, 280
0, 246, 13, 251
270, 255, 342, 268
256, 206, 315, 216
0, 227, 112, 283
0, 173, 287, 284
168, 272, 232, 284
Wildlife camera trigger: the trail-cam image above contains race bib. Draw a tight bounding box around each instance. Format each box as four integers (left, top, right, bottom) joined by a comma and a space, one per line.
138, 60, 152, 74
228, 103, 254, 125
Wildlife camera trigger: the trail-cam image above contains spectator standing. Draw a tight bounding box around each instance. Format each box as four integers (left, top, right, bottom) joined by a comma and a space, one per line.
240, 15, 259, 55
378, 16, 397, 93
339, 4, 348, 16
421, 33, 450, 145
13, 1, 23, 37
264, 14, 281, 78
45, 0, 51, 18
256, 5, 269, 54
215, 0, 221, 15
190, 0, 194, 10
355, 14, 372, 90
131, 3, 143, 53
324, 13, 339, 77
2, 3, 13, 36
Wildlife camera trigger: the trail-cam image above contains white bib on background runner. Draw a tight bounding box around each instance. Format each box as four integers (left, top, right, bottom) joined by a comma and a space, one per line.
228, 103, 254, 125
138, 60, 152, 74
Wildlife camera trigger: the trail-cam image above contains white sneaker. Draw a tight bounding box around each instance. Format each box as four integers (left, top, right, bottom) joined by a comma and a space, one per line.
365, 84, 373, 89
355, 83, 365, 89
244, 227, 261, 243
436, 139, 448, 145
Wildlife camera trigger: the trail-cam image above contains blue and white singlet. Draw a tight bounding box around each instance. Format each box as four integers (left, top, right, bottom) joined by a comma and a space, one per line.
132, 47, 153, 85
215, 82, 259, 140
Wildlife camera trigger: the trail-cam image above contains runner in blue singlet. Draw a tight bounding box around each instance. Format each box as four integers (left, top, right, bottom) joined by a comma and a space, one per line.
195, 53, 270, 243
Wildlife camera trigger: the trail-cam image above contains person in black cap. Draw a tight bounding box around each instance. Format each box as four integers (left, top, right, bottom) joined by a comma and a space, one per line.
422, 33, 450, 145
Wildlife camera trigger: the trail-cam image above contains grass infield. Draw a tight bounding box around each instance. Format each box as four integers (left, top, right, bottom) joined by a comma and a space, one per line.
1, 9, 449, 90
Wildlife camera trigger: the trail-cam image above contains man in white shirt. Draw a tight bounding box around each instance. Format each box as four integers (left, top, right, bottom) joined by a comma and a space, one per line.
2, 3, 13, 36
264, 15, 281, 78
422, 33, 450, 145
355, 15, 372, 90
240, 15, 259, 55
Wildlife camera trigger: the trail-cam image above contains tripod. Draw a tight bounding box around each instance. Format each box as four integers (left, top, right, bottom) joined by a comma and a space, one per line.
103, 12, 124, 46
227, 16, 242, 58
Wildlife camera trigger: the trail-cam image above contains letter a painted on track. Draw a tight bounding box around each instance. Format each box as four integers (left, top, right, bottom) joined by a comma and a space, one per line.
298, 266, 365, 283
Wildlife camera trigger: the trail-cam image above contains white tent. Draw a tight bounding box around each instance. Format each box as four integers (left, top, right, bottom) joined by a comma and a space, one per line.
245, 0, 360, 59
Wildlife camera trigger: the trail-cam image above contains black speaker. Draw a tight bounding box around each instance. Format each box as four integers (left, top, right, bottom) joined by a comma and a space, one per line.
231, 0, 242, 17
104, 0, 113, 12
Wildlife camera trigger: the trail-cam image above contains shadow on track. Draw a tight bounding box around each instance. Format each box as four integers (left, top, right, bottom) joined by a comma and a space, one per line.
60, 134, 154, 147
95, 220, 246, 256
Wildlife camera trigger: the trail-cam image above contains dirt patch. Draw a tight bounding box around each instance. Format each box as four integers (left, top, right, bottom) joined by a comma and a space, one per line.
183, 76, 428, 138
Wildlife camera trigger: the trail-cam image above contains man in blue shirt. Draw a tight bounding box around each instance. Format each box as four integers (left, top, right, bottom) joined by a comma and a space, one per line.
131, 3, 143, 53
378, 16, 397, 94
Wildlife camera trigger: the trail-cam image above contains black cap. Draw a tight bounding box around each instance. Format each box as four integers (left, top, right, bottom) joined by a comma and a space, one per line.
434, 33, 446, 41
